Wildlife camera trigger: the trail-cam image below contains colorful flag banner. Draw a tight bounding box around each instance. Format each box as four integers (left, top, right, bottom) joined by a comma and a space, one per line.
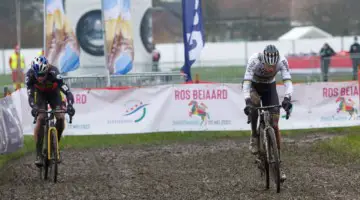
44, 0, 80, 73
102, 0, 135, 75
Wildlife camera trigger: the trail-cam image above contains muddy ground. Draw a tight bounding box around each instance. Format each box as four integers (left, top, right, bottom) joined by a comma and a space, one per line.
0, 134, 359, 200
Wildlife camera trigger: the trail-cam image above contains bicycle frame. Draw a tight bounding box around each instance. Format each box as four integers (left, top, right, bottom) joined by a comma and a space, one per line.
33, 109, 72, 160
46, 112, 58, 160
248, 104, 289, 193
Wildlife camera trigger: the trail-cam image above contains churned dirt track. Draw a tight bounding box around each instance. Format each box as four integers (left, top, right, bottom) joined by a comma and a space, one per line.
0, 134, 360, 200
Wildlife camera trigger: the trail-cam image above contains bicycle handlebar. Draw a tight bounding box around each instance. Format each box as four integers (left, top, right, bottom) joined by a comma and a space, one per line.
246, 105, 291, 124
33, 109, 73, 124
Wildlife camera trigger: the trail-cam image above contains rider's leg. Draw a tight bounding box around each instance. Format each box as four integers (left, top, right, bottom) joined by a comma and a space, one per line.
34, 92, 46, 166
49, 90, 66, 143
249, 88, 261, 154
55, 112, 65, 142
35, 113, 46, 165
49, 92, 66, 163
270, 110, 281, 151
250, 92, 261, 137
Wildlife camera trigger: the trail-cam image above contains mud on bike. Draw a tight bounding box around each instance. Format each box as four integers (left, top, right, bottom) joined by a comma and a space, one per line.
247, 104, 290, 193
33, 108, 73, 183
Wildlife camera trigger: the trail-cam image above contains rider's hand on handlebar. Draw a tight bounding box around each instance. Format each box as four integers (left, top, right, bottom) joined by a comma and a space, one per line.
31, 106, 38, 117
281, 97, 292, 112
244, 98, 252, 116
67, 104, 75, 116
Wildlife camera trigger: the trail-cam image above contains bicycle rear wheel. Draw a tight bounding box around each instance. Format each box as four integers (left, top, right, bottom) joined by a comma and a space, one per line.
49, 128, 59, 183
266, 128, 280, 193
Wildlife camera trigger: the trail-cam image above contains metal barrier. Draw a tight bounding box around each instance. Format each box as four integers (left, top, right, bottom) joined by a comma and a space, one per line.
62, 72, 184, 88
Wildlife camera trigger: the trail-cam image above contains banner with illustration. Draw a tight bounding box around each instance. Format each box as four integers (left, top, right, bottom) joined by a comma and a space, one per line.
102, 0, 134, 75
0, 96, 23, 154
10, 81, 360, 136
44, 0, 80, 73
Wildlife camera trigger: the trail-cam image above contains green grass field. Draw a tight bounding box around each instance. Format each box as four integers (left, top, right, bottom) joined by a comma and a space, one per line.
0, 74, 12, 97
0, 74, 11, 87
1, 127, 360, 168
187, 66, 354, 83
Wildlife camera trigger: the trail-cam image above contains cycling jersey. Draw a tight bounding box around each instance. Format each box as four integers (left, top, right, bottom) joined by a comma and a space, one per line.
243, 52, 293, 99
25, 65, 74, 109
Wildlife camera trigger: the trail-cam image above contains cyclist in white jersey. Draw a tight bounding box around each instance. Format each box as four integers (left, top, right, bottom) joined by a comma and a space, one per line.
243, 45, 293, 182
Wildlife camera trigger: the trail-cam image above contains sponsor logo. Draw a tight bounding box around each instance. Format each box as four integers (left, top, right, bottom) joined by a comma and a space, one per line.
107, 100, 149, 124
172, 100, 231, 126
335, 97, 358, 120
320, 97, 360, 122
188, 100, 210, 126
124, 100, 149, 123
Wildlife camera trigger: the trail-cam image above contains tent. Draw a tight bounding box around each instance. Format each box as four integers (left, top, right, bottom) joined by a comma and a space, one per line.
278, 26, 333, 40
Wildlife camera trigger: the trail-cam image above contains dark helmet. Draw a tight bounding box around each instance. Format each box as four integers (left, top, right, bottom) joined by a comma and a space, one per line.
263, 45, 279, 65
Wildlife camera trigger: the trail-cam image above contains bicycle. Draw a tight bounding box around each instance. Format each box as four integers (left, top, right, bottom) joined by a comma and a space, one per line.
33, 108, 73, 183
247, 105, 290, 193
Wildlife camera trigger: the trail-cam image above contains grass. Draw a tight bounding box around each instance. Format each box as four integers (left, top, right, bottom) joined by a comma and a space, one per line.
314, 133, 360, 163
1, 126, 360, 168
176, 66, 354, 83
0, 74, 11, 87
0, 74, 12, 97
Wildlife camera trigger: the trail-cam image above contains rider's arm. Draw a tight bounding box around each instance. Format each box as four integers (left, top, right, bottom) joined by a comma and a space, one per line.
49, 66, 74, 105
243, 55, 257, 99
25, 70, 36, 108
279, 57, 293, 99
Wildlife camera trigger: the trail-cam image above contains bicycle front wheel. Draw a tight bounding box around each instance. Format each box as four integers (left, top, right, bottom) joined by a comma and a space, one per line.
49, 127, 59, 183
266, 127, 281, 193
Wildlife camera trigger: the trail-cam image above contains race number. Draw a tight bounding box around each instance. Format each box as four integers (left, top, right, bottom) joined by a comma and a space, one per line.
61, 84, 69, 92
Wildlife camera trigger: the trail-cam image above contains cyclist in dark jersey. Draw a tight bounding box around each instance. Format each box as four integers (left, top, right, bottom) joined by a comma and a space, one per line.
25, 56, 75, 166
243, 45, 293, 182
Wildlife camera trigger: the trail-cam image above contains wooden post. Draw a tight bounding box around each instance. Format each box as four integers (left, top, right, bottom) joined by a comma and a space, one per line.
195, 73, 199, 84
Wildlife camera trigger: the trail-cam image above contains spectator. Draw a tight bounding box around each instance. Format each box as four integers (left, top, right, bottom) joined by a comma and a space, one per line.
152, 45, 161, 72
38, 49, 44, 56
319, 43, 335, 82
9, 45, 26, 90
349, 36, 360, 80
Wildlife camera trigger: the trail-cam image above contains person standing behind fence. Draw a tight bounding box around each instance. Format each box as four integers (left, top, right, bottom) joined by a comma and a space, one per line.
38, 49, 44, 56
349, 36, 360, 80
152, 45, 161, 72
319, 43, 335, 82
9, 45, 26, 90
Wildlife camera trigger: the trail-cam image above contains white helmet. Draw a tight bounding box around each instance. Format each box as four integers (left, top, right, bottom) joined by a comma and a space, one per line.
31, 56, 49, 76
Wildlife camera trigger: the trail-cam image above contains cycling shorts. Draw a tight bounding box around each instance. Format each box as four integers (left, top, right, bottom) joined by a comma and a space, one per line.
34, 89, 65, 110
250, 82, 279, 111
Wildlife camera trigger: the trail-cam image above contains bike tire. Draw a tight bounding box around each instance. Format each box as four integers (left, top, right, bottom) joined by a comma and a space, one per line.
264, 153, 270, 189
43, 149, 49, 180
50, 128, 59, 183
259, 125, 270, 189
266, 128, 281, 193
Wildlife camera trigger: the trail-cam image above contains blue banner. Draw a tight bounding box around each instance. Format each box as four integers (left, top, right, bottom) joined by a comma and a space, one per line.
181, 0, 205, 82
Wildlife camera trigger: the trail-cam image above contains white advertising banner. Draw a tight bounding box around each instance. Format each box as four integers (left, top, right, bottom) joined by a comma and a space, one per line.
12, 81, 360, 135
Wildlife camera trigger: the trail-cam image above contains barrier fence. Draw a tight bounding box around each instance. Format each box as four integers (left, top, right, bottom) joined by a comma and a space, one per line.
5, 81, 359, 136
0, 96, 23, 154
62, 72, 185, 88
